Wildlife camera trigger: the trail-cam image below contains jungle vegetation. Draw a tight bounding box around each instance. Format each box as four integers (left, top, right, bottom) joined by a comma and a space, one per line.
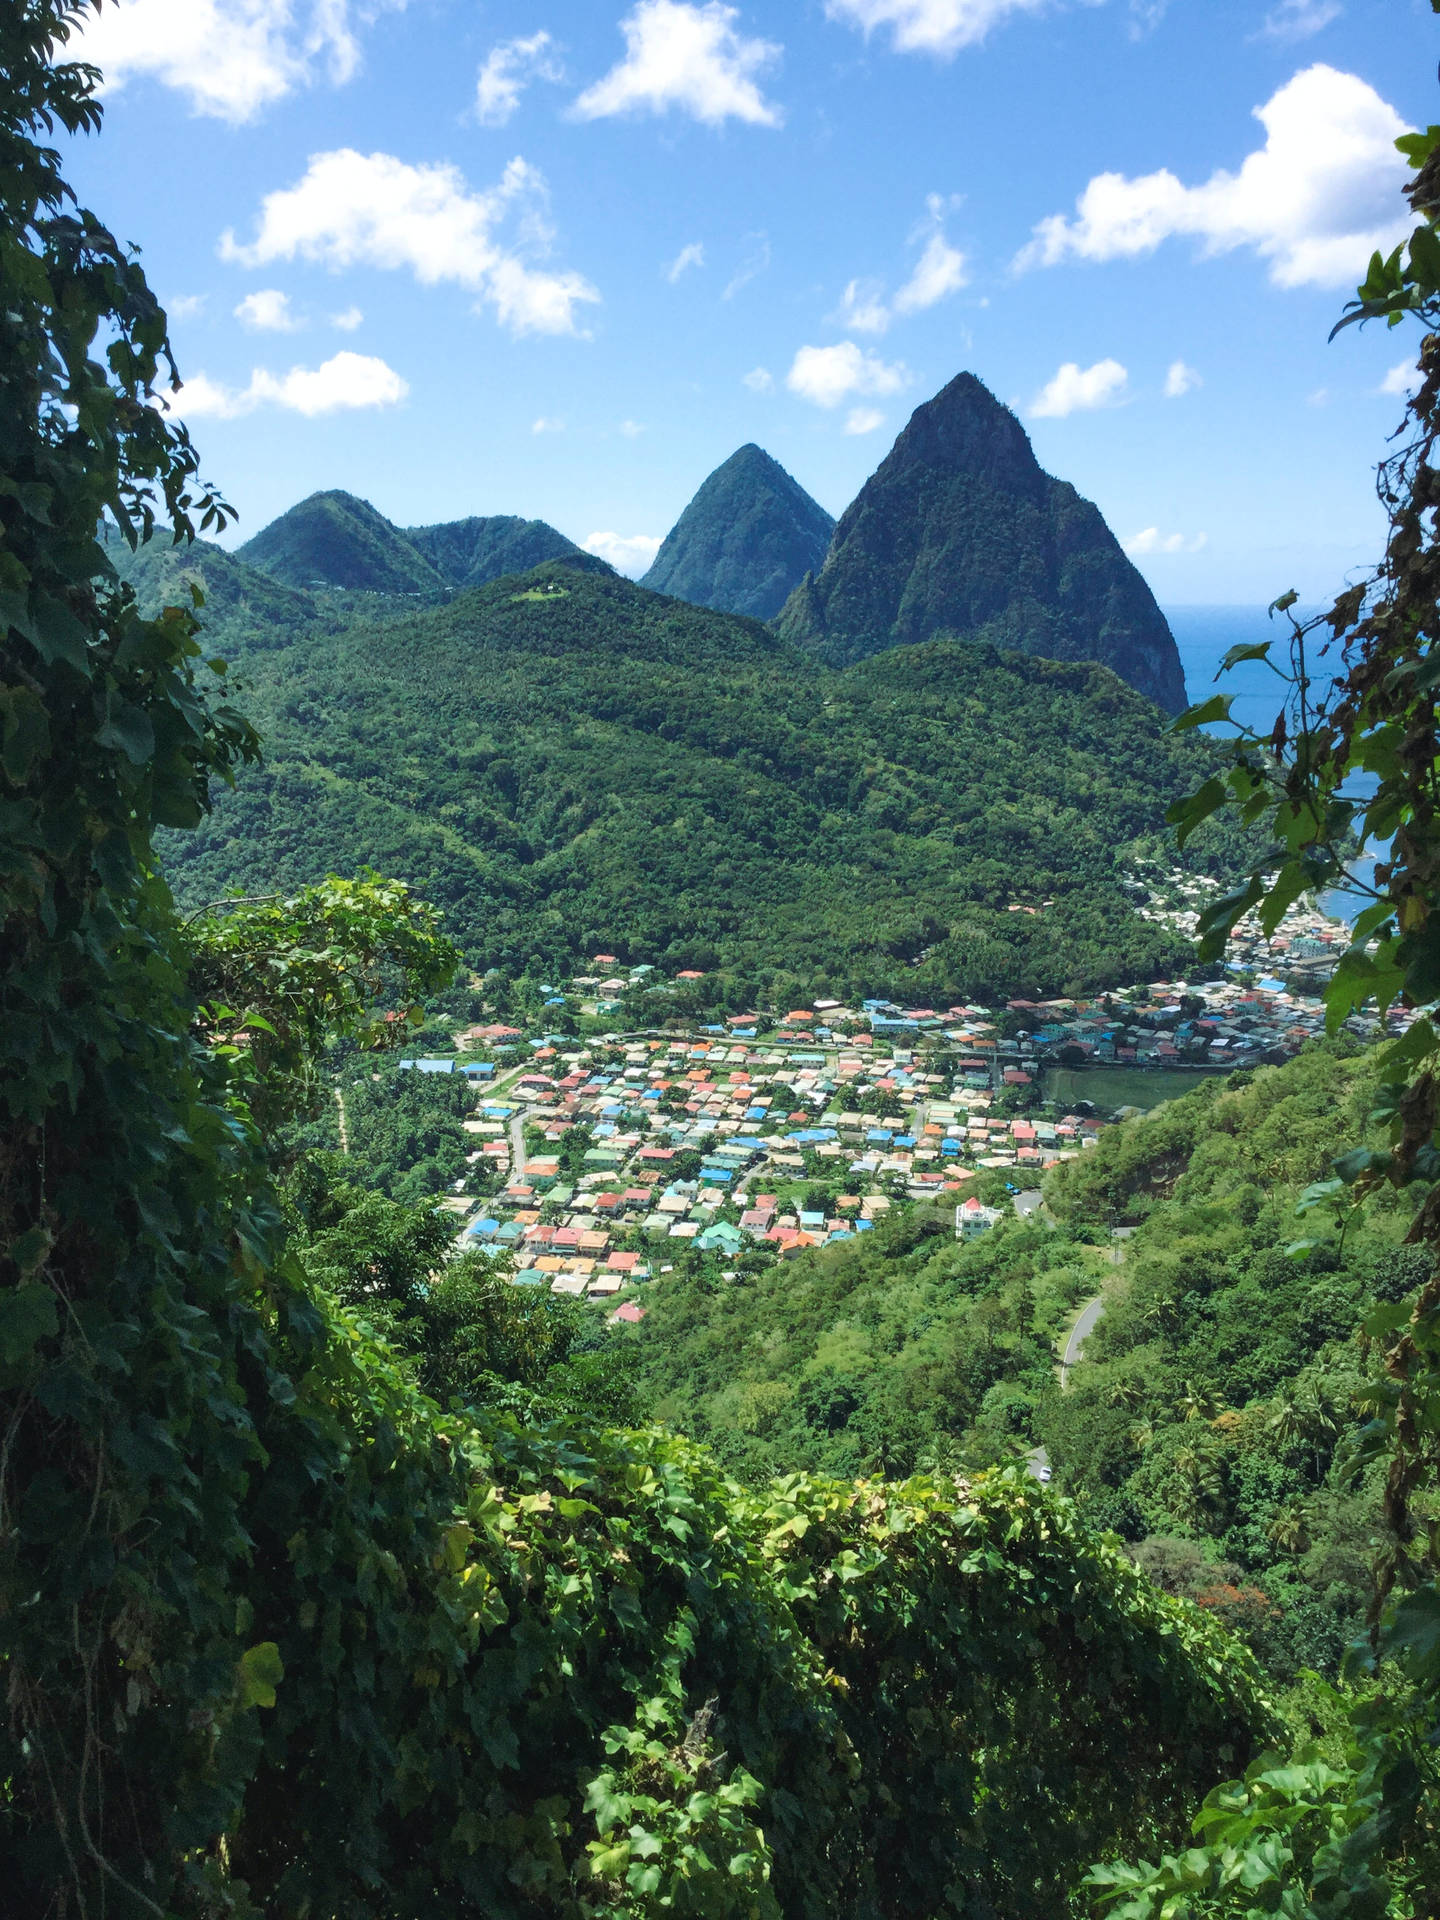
0, 8, 1280, 1915
128, 540, 1245, 1004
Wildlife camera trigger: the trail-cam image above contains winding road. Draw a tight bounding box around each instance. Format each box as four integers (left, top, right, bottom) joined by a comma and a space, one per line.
1060, 1294, 1106, 1388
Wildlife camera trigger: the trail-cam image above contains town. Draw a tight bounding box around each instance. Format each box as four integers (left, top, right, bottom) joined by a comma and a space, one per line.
384, 887, 1398, 1316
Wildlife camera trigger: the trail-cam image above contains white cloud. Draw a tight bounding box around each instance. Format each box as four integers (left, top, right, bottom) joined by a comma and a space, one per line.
666, 241, 706, 282
532, 416, 565, 433
330, 305, 364, 330
835, 196, 968, 334
1255, 0, 1341, 43
1029, 357, 1128, 417
166, 293, 207, 321
76, 0, 385, 124
824, 0, 1048, 57
234, 288, 302, 332
1164, 358, 1200, 397
1017, 65, 1411, 290
844, 407, 886, 434
221, 150, 600, 338
892, 229, 968, 313
1127, 0, 1169, 38
787, 341, 910, 408
742, 366, 774, 392
1124, 527, 1207, 556
723, 234, 771, 299
476, 30, 563, 127
573, 1, 782, 126
619, 418, 646, 436
836, 278, 892, 334
1379, 359, 1419, 397
583, 530, 663, 575
166, 350, 407, 420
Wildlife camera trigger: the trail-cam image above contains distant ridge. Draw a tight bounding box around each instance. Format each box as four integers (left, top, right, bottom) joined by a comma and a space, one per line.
238, 489, 583, 595
642, 444, 834, 620
776, 373, 1187, 713
405, 515, 584, 590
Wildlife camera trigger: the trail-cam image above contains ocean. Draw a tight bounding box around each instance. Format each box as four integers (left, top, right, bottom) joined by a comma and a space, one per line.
1163, 605, 1373, 926
1164, 604, 1341, 739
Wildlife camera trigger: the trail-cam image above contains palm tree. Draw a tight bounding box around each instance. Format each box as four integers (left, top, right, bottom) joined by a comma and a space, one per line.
1267, 1393, 1305, 1449
1176, 1379, 1217, 1424
1265, 1504, 1311, 1555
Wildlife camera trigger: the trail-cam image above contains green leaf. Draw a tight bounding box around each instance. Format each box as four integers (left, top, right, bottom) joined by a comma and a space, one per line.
0, 686, 50, 785
1379, 1015, 1438, 1076
1324, 949, 1378, 1030
1165, 778, 1227, 848
235, 1641, 284, 1710
0, 1281, 58, 1365
1382, 1586, 1440, 1682
1168, 694, 1234, 733
29, 594, 91, 671
1217, 641, 1274, 673
96, 701, 156, 766
1331, 1147, 1391, 1186
1408, 221, 1440, 295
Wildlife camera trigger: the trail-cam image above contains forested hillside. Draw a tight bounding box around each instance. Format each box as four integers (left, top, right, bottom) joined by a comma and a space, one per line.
641, 443, 834, 619
235, 485, 582, 593
0, 23, 1277, 1907
155, 553, 1238, 999
628, 1043, 1412, 1685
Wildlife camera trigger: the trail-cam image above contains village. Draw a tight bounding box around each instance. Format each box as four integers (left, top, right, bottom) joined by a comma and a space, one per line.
399, 885, 1399, 1317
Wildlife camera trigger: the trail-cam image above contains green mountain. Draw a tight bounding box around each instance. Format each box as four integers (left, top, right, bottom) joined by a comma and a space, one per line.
159, 554, 1240, 1001
775, 372, 1188, 713
641, 443, 835, 619
405, 513, 583, 589
238, 489, 448, 593
236, 488, 583, 596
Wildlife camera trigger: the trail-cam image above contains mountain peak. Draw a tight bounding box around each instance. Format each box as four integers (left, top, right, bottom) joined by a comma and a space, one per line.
641, 445, 834, 620
239, 493, 581, 596
775, 371, 1187, 713
881, 372, 1044, 499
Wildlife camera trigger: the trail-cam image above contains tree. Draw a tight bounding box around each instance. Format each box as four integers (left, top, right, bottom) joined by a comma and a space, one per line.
0, 9, 1285, 1913
1089, 65, 1440, 1916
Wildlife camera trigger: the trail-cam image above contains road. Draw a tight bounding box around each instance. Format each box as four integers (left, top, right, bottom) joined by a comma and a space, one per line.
1060, 1294, 1106, 1388
509, 1112, 528, 1181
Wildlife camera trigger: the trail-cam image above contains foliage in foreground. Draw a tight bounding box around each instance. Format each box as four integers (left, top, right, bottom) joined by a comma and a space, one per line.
1086, 67, 1440, 1917
0, 8, 1273, 1914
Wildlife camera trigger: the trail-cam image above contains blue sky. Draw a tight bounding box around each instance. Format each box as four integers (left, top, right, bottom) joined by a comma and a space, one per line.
67, 0, 1433, 601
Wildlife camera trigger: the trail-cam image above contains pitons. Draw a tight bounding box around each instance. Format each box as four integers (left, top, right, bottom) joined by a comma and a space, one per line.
641, 444, 834, 620
774, 373, 1187, 713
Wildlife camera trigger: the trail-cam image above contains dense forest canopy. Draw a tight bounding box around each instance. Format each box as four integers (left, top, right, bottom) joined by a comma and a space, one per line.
0, 7, 1285, 1915
640, 443, 835, 621
125, 544, 1244, 1002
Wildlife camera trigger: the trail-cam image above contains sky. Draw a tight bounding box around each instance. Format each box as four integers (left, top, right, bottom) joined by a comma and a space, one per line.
63, 0, 1436, 602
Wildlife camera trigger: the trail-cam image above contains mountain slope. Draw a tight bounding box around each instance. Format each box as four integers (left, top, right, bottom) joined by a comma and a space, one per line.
237, 490, 585, 597
238, 489, 449, 594
103, 527, 333, 649
641, 444, 835, 620
405, 514, 582, 588
776, 373, 1187, 713
160, 560, 1240, 1000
